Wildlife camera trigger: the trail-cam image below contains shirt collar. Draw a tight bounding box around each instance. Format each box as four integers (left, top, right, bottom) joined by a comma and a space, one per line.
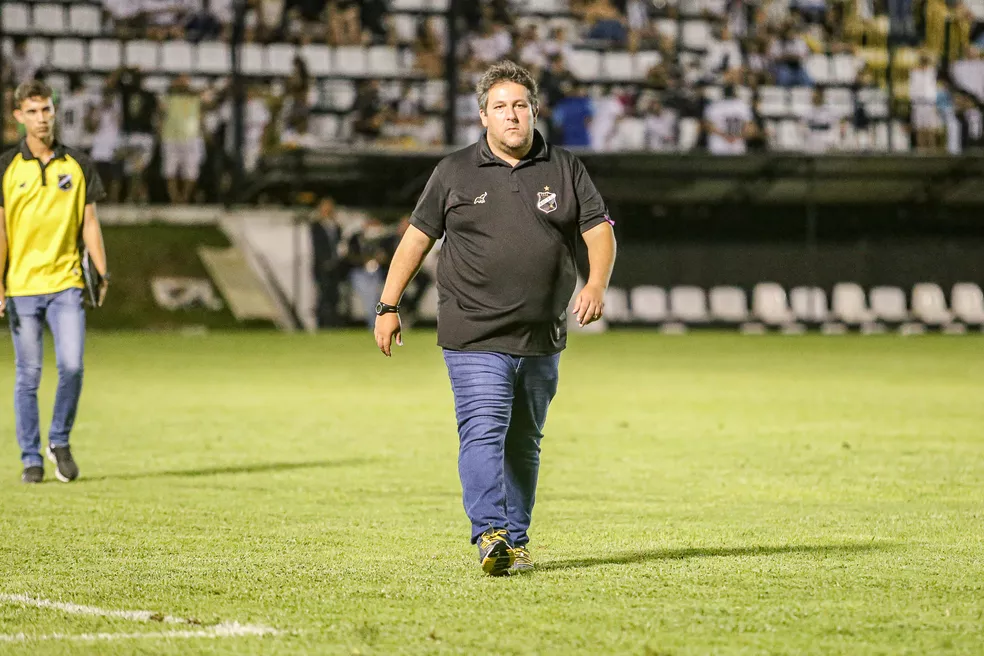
19, 139, 66, 162
475, 130, 550, 167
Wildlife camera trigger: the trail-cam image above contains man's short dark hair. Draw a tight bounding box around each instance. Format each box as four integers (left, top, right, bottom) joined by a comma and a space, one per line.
14, 80, 53, 108
476, 60, 539, 113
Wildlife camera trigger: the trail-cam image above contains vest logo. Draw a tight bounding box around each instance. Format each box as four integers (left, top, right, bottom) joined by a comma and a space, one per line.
474, 192, 487, 205
57, 174, 73, 191
536, 190, 557, 214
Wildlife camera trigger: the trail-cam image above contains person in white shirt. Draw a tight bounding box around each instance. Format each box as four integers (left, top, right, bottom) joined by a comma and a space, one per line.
704, 24, 744, 81
57, 75, 96, 152
518, 25, 548, 71
469, 23, 512, 63
644, 97, 677, 151
90, 90, 123, 203
704, 85, 754, 155
803, 89, 840, 153
610, 101, 648, 151
6, 38, 39, 86
909, 54, 939, 152
589, 86, 625, 151
769, 26, 812, 87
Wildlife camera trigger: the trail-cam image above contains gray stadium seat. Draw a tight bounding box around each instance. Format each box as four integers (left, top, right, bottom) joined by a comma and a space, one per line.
27, 38, 50, 66
267, 43, 296, 76
682, 21, 710, 51
4, 4, 30, 33
790, 87, 813, 118
197, 41, 230, 75
335, 46, 368, 76
951, 283, 984, 325
603, 287, 631, 323
240, 43, 265, 75
301, 44, 332, 76
88, 39, 121, 72
805, 54, 830, 84
569, 50, 601, 80
670, 286, 709, 323
758, 87, 787, 118
629, 286, 667, 323
368, 45, 400, 76
869, 286, 910, 323
709, 286, 750, 323
911, 283, 952, 326
602, 51, 634, 81
390, 0, 428, 9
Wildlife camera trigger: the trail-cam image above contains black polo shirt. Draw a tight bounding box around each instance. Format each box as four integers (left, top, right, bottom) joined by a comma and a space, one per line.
410, 130, 612, 356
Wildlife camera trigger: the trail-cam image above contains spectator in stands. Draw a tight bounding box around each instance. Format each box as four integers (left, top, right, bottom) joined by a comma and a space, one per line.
704, 84, 755, 154
413, 18, 445, 78
58, 76, 95, 154
257, 0, 286, 41
352, 80, 389, 144
553, 84, 594, 148
610, 100, 648, 150
517, 25, 548, 71
160, 75, 204, 203
910, 53, 941, 151
310, 196, 345, 328
804, 87, 841, 152
115, 67, 158, 204
233, 84, 274, 173
954, 91, 984, 151
144, 0, 198, 40
590, 85, 625, 151
584, 0, 630, 48
329, 0, 362, 45
469, 21, 513, 64
5, 38, 40, 87
704, 24, 745, 82
644, 96, 678, 151
541, 26, 574, 65
102, 0, 144, 38
90, 90, 123, 203
770, 23, 814, 86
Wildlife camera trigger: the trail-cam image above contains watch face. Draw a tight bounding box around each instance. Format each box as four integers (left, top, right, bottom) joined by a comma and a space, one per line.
375, 303, 383, 315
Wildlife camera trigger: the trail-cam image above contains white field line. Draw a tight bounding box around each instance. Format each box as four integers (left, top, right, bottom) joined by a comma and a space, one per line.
0, 622, 280, 642
0, 594, 281, 641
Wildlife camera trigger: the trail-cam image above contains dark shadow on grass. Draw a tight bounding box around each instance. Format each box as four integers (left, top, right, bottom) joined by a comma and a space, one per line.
79, 457, 378, 482
538, 541, 897, 572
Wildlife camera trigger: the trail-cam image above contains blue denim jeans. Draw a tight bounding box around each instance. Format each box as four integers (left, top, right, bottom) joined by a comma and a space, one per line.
7, 288, 86, 468
443, 350, 561, 547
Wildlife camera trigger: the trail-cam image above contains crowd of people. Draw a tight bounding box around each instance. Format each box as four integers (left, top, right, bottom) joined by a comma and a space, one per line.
4, 0, 984, 203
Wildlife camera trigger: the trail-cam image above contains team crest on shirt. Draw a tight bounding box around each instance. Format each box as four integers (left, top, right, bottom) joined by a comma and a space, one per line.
57, 174, 73, 191
536, 187, 557, 214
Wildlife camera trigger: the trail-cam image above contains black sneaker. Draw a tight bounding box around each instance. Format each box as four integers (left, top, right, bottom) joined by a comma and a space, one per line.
21, 466, 44, 484
46, 445, 79, 482
477, 528, 514, 576
508, 545, 534, 574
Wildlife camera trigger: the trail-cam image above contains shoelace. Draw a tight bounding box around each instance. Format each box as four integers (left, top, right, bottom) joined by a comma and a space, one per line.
511, 547, 532, 565
480, 529, 509, 548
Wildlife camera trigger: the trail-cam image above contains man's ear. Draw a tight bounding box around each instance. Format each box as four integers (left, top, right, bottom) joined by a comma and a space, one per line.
12, 109, 23, 125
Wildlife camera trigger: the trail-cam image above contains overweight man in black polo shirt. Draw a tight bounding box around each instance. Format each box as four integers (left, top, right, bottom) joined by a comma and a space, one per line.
374, 61, 616, 576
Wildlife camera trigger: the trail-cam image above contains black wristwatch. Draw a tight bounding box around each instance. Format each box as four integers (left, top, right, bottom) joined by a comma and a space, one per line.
375, 302, 400, 316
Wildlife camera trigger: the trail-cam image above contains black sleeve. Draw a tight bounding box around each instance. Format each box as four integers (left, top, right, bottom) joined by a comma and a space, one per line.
409, 162, 449, 239
573, 157, 613, 233
70, 150, 107, 204
0, 147, 19, 208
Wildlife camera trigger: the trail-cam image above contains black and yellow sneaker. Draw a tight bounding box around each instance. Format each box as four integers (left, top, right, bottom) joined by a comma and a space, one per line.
508, 546, 534, 574
46, 445, 79, 482
477, 528, 514, 576
21, 466, 44, 484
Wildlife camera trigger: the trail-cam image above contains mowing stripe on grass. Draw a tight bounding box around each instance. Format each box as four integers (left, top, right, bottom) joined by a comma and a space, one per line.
0, 593, 195, 624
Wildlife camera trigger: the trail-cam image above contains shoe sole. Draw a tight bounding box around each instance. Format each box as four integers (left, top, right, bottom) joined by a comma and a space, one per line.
481, 541, 514, 577
46, 448, 78, 483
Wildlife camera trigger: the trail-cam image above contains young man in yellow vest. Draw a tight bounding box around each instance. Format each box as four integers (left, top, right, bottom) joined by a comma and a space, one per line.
0, 81, 109, 484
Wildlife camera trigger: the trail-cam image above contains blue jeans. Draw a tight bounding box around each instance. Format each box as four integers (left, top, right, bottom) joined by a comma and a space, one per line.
443, 350, 561, 547
7, 288, 86, 468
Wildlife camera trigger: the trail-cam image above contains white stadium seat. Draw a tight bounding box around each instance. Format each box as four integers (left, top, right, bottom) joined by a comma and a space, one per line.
368, 45, 400, 76
805, 54, 830, 84
51, 39, 85, 71
89, 39, 122, 71
758, 87, 787, 118
335, 46, 368, 76
670, 286, 709, 323
27, 38, 50, 66
603, 287, 631, 323
312, 114, 339, 141
602, 51, 634, 81
3, 4, 30, 33
790, 286, 829, 323
753, 283, 797, 325
634, 51, 662, 78
161, 41, 194, 74
869, 286, 909, 323
709, 286, 749, 323
678, 118, 701, 151
197, 42, 230, 75
832, 282, 876, 324
682, 21, 710, 51
125, 40, 159, 71
568, 50, 601, 80
390, 0, 428, 9
790, 87, 814, 118
951, 283, 984, 325
33, 4, 65, 35
301, 44, 332, 76
911, 283, 952, 325
240, 43, 265, 75
629, 286, 668, 323
267, 43, 296, 76
69, 4, 102, 37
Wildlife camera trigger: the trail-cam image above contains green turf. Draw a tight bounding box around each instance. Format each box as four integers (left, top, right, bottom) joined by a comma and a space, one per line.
0, 331, 982, 655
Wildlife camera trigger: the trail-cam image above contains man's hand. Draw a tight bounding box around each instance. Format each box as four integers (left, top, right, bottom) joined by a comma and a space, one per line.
0, 284, 6, 318
573, 282, 606, 326
97, 278, 109, 307
374, 312, 403, 357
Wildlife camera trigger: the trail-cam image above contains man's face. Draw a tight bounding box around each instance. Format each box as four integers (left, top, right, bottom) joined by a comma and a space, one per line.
480, 82, 536, 154
14, 96, 55, 141
319, 198, 336, 219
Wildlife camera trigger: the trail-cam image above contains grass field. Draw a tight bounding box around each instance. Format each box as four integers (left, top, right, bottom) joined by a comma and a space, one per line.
1, 331, 982, 655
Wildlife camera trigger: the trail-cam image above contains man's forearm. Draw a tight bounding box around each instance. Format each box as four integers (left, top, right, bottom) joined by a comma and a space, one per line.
380, 225, 436, 306
0, 209, 7, 288
81, 205, 108, 275
582, 222, 616, 289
